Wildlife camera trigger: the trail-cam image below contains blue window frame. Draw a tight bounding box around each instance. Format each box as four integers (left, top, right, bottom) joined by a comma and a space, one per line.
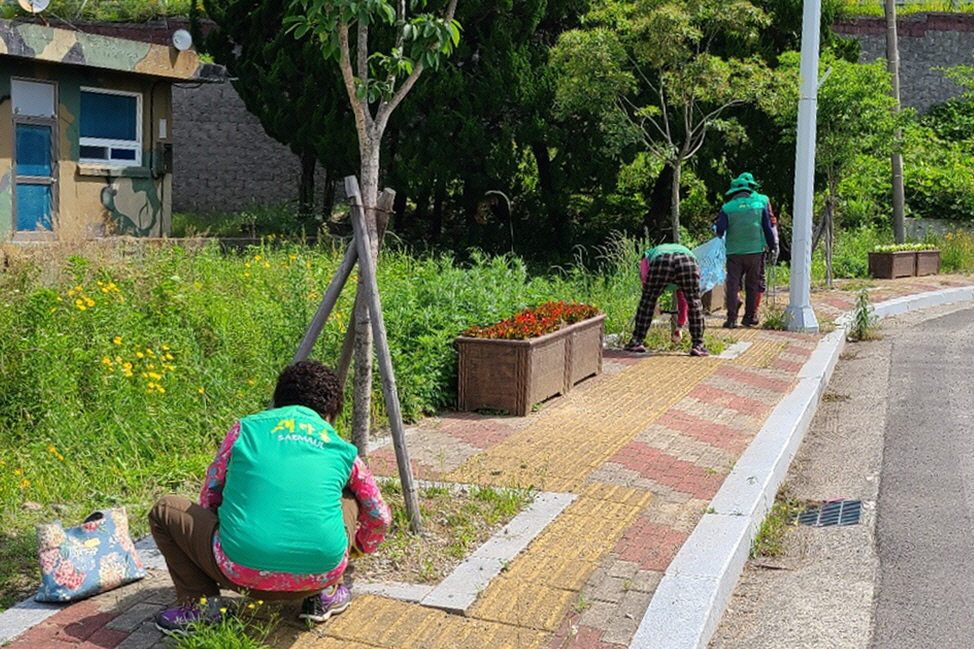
79, 88, 142, 167
14, 122, 54, 232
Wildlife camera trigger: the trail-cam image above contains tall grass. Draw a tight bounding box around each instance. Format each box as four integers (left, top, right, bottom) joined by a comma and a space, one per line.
0, 236, 641, 608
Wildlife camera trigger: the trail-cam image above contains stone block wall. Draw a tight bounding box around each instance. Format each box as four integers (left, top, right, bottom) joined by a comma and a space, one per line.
171, 81, 312, 214
833, 12, 974, 112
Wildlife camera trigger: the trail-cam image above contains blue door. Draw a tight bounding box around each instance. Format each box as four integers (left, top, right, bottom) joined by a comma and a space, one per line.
15, 123, 55, 231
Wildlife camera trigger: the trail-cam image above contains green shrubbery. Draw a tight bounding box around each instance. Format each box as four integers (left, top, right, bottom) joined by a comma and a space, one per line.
0, 236, 648, 606
0, 0, 193, 21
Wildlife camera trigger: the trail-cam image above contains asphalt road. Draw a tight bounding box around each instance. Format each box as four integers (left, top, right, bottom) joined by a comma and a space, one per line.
872, 303, 974, 648
707, 301, 974, 649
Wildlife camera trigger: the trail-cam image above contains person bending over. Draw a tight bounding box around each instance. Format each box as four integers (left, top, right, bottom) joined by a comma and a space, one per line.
625, 243, 709, 357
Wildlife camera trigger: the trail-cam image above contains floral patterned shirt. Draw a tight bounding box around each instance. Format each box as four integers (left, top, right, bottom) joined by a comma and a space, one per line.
200, 421, 391, 591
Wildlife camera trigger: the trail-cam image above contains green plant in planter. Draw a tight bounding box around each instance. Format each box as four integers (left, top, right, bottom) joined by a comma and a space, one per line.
848, 289, 880, 341
873, 243, 935, 253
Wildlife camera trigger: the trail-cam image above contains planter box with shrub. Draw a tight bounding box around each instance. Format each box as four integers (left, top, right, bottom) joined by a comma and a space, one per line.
456, 303, 605, 416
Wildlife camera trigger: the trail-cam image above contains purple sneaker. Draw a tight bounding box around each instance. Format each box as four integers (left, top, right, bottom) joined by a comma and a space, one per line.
154, 597, 232, 636
299, 584, 351, 623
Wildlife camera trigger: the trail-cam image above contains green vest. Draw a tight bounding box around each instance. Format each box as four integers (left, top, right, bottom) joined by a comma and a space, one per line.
645, 243, 694, 264
220, 405, 357, 574
722, 195, 767, 256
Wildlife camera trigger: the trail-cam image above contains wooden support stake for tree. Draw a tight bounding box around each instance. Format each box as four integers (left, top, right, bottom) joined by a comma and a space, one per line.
336, 189, 395, 396
345, 175, 422, 534
290, 242, 359, 365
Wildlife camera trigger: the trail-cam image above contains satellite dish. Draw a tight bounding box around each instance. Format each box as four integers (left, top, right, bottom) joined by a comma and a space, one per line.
18, 0, 50, 12
171, 29, 193, 52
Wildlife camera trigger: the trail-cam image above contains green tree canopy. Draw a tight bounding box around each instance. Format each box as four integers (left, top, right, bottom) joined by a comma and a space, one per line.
551, 0, 776, 242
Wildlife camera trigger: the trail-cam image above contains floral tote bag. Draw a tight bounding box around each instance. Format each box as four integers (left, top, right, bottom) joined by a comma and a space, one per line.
35, 508, 147, 602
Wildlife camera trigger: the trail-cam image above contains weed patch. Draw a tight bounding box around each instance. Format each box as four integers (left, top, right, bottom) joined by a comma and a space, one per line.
353, 481, 532, 584
751, 492, 804, 558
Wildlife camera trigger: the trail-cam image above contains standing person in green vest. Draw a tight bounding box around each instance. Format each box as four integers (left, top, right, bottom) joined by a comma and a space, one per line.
624, 243, 709, 357
734, 172, 779, 313
716, 177, 777, 328
149, 360, 391, 635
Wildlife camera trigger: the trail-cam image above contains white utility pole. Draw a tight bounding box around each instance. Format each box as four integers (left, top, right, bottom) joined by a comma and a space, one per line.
786, 0, 821, 333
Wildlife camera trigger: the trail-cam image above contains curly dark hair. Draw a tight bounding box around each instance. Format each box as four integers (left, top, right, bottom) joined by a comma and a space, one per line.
272, 360, 344, 421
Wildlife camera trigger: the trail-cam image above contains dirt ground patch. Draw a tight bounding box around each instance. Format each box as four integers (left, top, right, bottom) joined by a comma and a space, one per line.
350, 480, 532, 585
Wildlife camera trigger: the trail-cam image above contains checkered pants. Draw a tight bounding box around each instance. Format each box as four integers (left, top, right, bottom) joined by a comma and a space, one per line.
631, 253, 705, 346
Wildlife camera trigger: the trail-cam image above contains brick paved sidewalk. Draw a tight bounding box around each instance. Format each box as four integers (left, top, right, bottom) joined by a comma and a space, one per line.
3, 274, 971, 649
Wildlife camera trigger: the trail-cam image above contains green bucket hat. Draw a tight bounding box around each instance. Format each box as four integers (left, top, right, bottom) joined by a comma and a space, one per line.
735, 172, 760, 190
725, 177, 753, 197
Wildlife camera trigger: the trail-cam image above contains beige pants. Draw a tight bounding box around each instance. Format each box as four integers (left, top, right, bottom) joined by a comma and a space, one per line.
148, 494, 359, 603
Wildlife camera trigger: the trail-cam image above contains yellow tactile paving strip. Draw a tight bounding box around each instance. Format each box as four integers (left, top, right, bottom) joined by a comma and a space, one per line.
470, 484, 653, 631
301, 595, 549, 649
725, 330, 788, 368
445, 357, 722, 492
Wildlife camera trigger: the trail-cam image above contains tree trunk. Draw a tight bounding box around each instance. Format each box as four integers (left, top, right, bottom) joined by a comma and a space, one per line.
644, 166, 673, 240
670, 161, 682, 244
320, 167, 336, 225
298, 149, 317, 226
431, 175, 446, 243
351, 137, 382, 453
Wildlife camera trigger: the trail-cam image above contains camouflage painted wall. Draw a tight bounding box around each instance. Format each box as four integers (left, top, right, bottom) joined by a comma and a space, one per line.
0, 59, 173, 240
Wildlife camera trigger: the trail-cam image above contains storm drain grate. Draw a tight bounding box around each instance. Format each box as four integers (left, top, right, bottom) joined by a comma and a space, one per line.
790, 499, 862, 527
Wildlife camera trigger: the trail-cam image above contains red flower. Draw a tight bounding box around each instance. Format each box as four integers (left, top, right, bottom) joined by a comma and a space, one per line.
462, 302, 600, 340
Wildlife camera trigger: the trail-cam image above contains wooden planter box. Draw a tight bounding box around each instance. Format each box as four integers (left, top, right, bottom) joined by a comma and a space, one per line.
915, 249, 941, 276
456, 313, 606, 416
702, 283, 724, 314
868, 251, 916, 279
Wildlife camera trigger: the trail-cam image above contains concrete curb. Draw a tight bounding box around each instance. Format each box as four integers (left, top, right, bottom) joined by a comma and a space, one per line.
629, 288, 974, 649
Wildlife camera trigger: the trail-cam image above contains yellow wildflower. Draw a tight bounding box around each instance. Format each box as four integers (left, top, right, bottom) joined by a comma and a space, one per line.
136, 352, 144, 358
67, 289, 76, 296
49, 307, 56, 313
101, 357, 113, 365
14, 468, 22, 475
162, 345, 170, 351
243, 272, 251, 278
19, 479, 29, 489
146, 348, 155, 356
113, 336, 123, 345
85, 297, 95, 307
148, 372, 162, 380
157, 386, 166, 394
244, 262, 252, 268
254, 255, 262, 261
97, 281, 104, 286
263, 262, 271, 268
164, 353, 174, 361
198, 387, 205, 394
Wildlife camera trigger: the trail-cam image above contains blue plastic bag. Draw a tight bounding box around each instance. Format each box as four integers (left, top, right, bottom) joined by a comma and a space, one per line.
692, 237, 726, 293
